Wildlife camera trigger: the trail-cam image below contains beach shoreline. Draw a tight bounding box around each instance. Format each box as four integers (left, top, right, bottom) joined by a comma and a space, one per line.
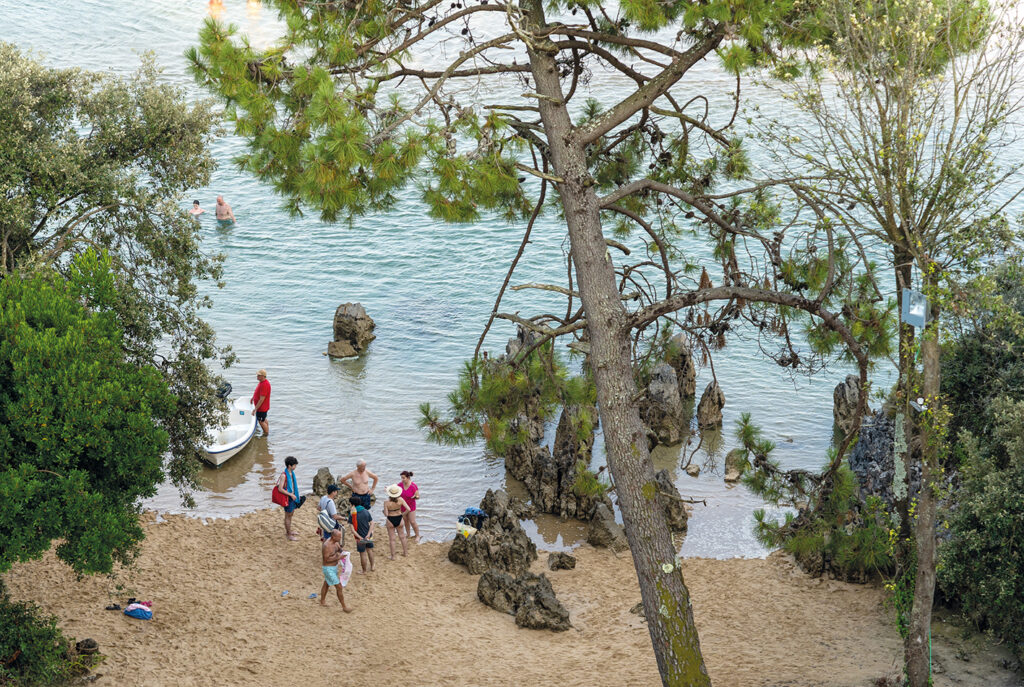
5, 507, 1017, 687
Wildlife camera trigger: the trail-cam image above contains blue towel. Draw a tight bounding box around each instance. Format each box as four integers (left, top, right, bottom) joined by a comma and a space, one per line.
286, 468, 298, 505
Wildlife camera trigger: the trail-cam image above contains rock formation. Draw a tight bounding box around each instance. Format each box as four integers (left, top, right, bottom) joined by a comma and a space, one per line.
327, 302, 376, 358
665, 333, 697, 399
848, 410, 921, 511
586, 503, 628, 551
547, 552, 577, 570
448, 489, 537, 576
833, 374, 867, 435
477, 570, 571, 631
640, 363, 685, 446
312, 467, 334, 496
724, 448, 747, 483
696, 380, 726, 428
654, 469, 688, 534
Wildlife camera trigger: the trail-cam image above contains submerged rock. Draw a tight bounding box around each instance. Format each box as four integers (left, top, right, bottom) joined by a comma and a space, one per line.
328, 302, 376, 358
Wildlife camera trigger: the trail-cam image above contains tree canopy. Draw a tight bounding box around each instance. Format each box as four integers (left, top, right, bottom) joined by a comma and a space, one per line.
0, 251, 174, 576
0, 43, 229, 499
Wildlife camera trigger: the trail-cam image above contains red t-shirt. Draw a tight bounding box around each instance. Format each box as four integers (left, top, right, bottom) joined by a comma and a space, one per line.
251, 379, 271, 411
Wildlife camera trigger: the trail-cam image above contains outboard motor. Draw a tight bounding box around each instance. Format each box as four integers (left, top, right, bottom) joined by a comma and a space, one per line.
215, 381, 233, 400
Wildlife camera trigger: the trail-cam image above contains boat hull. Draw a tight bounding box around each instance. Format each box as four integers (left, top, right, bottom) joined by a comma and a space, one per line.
202, 399, 257, 467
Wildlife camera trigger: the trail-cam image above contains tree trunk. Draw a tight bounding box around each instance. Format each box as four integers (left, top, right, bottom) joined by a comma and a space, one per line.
894, 250, 915, 536
905, 292, 940, 687
521, 4, 710, 685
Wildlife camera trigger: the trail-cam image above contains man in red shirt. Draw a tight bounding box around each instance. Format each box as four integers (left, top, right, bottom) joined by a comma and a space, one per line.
251, 369, 271, 436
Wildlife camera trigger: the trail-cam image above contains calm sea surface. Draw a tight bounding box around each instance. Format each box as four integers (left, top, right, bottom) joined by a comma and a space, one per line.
8, 0, 1018, 557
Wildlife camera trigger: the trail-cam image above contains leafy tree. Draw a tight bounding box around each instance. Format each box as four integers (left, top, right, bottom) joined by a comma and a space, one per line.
0, 43, 227, 500
189, 1, 891, 681
939, 396, 1024, 660
0, 251, 175, 576
754, 0, 1024, 681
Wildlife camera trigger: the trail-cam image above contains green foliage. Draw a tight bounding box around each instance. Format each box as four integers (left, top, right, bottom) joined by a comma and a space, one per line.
737, 414, 893, 579
0, 44, 226, 500
0, 580, 100, 686
419, 340, 595, 456
0, 253, 174, 576
572, 459, 610, 499
939, 396, 1024, 658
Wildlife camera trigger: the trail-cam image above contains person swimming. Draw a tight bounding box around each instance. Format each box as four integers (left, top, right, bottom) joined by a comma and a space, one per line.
189, 200, 205, 217
215, 195, 236, 227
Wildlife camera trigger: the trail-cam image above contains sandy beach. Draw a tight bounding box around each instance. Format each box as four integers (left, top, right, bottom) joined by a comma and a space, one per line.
5, 508, 1017, 687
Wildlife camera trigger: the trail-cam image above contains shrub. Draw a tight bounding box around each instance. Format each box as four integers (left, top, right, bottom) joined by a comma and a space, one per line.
939, 396, 1024, 658
0, 581, 98, 685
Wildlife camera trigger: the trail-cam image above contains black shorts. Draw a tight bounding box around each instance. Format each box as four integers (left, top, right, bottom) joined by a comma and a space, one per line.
255, 410, 268, 422
353, 493, 372, 509
357, 539, 374, 553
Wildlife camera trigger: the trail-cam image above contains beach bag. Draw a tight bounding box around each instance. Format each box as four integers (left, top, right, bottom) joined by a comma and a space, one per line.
271, 485, 289, 507
123, 603, 153, 620
318, 509, 338, 533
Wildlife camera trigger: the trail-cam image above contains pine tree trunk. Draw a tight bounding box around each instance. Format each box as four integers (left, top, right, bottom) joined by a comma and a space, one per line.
905, 294, 940, 687
522, 4, 710, 683
894, 250, 915, 536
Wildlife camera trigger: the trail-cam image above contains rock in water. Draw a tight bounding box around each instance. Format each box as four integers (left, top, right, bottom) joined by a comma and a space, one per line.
654, 469, 688, 534
665, 333, 697, 398
833, 374, 867, 435
641, 363, 685, 446
696, 380, 725, 428
327, 302, 376, 358
547, 552, 577, 570
685, 463, 700, 477
477, 570, 571, 631
312, 467, 334, 496
586, 503, 628, 551
724, 448, 747, 483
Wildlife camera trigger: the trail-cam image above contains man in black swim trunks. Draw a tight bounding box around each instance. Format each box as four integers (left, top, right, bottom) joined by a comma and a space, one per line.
338, 459, 377, 509
251, 369, 271, 437
349, 495, 375, 574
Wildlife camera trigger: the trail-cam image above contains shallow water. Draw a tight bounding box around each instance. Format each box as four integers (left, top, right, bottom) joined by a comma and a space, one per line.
9, 0, 1015, 557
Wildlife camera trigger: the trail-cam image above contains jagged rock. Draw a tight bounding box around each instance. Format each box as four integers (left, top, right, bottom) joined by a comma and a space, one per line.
696, 380, 725, 428
587, 503, 628, 550
641, 363, 685, 446
312, 467, 335, 496
448, 489, 537, 576
547, 552, 577, 570
477, 570, 571, 631
654, 469, 688, 534
328, 302, 376, 358
665, 333, 697, 399
833, 374, 867, 435
685, 463, 700, 478
848, 410, 922, 512
724, 448, 747, 483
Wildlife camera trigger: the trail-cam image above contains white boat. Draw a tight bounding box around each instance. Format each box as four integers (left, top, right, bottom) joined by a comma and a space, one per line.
202, 398, 257, 467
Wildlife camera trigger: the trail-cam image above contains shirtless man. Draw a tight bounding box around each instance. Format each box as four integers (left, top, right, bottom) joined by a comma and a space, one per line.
320, 529, 352, 611
338, 460, 378, 510
215, 195, 236, 227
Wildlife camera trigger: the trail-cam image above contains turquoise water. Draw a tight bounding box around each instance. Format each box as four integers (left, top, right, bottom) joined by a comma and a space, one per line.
11, 0, 1012, 557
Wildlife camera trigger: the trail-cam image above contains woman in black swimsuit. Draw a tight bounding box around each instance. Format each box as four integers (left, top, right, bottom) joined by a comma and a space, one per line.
383, 484, 411, 559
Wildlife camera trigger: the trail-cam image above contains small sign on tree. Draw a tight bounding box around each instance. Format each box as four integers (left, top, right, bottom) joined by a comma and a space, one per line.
901, 288, 929, 329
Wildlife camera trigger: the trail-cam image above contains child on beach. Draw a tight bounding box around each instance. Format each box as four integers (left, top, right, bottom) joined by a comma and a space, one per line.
349, 495, 375, 574
320, 529, 352, 611
382, 484, 411, 560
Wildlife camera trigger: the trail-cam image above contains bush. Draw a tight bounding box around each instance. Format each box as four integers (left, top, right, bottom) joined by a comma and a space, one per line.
939, 396, 1024, 658
0, 581, 97, 685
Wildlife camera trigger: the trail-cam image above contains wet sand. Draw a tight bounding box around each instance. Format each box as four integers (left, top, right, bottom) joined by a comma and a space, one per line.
5, 508, 1017, 687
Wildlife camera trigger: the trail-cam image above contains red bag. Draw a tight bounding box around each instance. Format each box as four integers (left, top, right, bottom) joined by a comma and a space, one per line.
271, 485, 289, 507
